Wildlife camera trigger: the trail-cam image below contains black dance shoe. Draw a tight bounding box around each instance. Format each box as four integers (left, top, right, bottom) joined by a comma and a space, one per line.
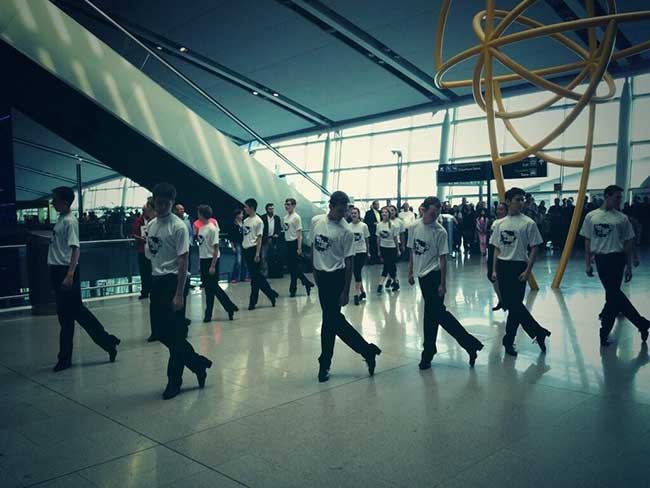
359, 291, 367, 301
108, 337, 121, 363
162, 384, 181, 400
534, 329, 551, 353
468, 344, 484, 368
52, 361, 71, 372
196, 358, 213, 389
354, 295, 360, 306
318, 367, 330, 383
364, 344, 382, 376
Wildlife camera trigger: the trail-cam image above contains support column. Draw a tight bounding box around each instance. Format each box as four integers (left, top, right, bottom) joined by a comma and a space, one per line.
0, 105, 17, 236
616, 77, 632, 201
76, 161, 83, 216
320, 132, 332, 203
436, 109, 451, 201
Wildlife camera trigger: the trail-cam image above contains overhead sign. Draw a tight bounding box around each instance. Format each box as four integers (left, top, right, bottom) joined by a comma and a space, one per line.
437, 157, 548, 185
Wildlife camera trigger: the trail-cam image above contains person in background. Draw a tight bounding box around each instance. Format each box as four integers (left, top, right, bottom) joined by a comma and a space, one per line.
580, 185, 649, 347
228, 208, 248, 283
364, 200, 382, 264
48, 187, 120, 372
548, 198, 563, 249
131, 198, 154, 300
197, 205, 238, 322
408, 197, 484, 369
311, 191, 381, 383
487, 202, 508, 311
376, 207, 401, 293
283, 198, 314, 297
476, 208, 489, 256
491, 187, 551, 357
242, 198, 279, 310
261, 203, 281, 278
348, 207, 371, 305
146, 183, 212, 400
173, 204, 192, 327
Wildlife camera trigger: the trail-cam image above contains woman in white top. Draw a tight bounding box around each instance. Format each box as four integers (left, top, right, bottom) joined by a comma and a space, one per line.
197, 205, 238, 322
376, 207, 401, 293
348, 207, 371, 305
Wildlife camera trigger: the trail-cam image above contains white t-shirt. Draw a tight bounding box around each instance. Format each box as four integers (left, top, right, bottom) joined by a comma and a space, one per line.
198, 221, 220, 259
376, 221, 399, 248
349, 222, 370, 254
283, 212, 302, 242
408, 220, 449, 277
145, 214, 190, 276
398, 211, 416, 229
311, 214, 354, 272
580, 208, 635, 254
48, 212, 80, 266
243, 214, 263, 249
490, 214, 543, 262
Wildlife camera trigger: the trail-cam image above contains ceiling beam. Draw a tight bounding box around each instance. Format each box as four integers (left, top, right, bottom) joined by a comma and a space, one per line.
276, 0, 454, 102
15, 164, 77, 184
54, 0, 332, 128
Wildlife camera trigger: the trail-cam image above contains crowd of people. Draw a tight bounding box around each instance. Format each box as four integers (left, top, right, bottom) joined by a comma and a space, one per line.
44, 182, 648, 401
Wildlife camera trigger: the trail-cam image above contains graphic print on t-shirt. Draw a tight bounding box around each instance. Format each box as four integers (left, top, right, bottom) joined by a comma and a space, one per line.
314, 234, 331, 252
283, 222, 289, 232
243, 226, 251, 235
414, 238, 429, 256
148, 236, 162, 255
594, 223, 612, 238
500, 230, 517, 246
379, 230, 390, 239
354, 232, 362, 242
197, 234, 205, 245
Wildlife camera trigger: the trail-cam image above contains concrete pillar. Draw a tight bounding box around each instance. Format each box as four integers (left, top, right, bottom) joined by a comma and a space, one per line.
320, 132, 332, 202
616, 77, 632, 201
436, 110, 451, 200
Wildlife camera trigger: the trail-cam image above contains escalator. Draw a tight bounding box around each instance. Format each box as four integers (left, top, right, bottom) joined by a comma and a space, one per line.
0, 0, 324, 224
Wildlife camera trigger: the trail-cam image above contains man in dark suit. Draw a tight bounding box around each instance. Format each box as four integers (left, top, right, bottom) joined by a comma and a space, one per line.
364, 200, 382, 264
261, 203, 282, 277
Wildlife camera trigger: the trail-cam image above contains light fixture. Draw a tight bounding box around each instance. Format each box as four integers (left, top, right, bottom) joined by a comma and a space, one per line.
252, 91, 259, 95
156, 46, 163, 51
179, 46, 188, 53
272, 92, 279, 97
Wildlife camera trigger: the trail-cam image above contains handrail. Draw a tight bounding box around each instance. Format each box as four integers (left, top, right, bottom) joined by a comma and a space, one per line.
0, 244, 27, 250
81, 0, 330, 197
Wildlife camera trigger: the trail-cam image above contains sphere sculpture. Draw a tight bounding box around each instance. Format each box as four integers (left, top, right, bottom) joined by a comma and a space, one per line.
434, 0, 650, 288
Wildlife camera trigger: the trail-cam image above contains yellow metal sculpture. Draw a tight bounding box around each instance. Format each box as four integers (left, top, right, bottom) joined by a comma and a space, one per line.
434, 0, 650, 288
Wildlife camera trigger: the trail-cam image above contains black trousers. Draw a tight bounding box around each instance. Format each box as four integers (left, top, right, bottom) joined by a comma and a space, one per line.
368, 232, 379, 263
316, 269, 371, 369
285, 240, 313, 294
50, 266, 116, 363
595, 252, 646, 338
353, 253, 366, 282
418, 270, 483, 361
150, 274, 207, 387
243, 246, 276, 307
380, 247, 398, 279
137, 252, 152, 296
496, 259, 544, 345
200, 258, 236, 317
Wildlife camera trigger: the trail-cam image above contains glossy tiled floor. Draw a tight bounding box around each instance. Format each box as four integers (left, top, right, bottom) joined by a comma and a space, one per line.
1, 250, 650, 487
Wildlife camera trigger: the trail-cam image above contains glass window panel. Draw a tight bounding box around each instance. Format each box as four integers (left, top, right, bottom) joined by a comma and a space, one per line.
457, 103, 486, 120
632, 97, 650, 142
409, 126, 441, 162
411, 111, 445, 127
406, 163, 437, 198
634, 73, 650, 95
340, 136, 372, 167
343, 122, 374, 137
335, 169, 369, 202
367, 166, 398, 199
305, 142, 325, 172
452, 120, 492, 158
278, 145, 307, 170
370, 131, 410, 164
372, 116, 412, 132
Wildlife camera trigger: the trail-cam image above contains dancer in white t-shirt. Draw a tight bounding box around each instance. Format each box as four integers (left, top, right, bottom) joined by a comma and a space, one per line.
348, 207, 371, 305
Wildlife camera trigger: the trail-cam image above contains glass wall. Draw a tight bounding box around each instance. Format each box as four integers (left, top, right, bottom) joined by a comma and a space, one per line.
253, 74, 649, 208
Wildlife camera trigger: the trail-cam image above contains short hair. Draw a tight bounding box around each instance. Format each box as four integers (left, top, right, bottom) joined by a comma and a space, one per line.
145, 197, 154, 209
233, 208, 243, 218
52, 186, 75, 206
421, 197, 441, 209
504, 187, 525, 201
329, 191, 350, 207
265, 203, 274, 211
152, 182, 177, 201
198, 204, 213, 219
285, 198, 296, 206
244, 198, 258, 210
604, 185, 623, 197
